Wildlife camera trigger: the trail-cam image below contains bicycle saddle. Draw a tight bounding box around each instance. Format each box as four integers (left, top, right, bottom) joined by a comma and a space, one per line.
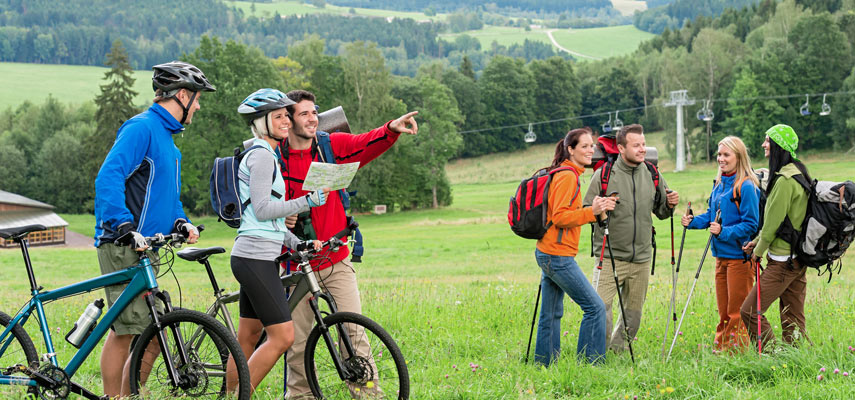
0, 224, 47, 240
176, 246, 226, 262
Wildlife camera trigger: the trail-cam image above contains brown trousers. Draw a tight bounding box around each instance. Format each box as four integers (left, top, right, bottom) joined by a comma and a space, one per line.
713, 258, 754, 350
740, 256, 808, 348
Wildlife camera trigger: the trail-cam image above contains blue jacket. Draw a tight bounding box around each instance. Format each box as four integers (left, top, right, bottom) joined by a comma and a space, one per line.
688, 174, 760, 259
94, 103, 189, 246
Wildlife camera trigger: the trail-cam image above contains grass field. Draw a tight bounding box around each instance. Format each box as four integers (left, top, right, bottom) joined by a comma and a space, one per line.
550, 25, 656, 60
0, 62, 153, 111
441, 24, 655, 60
438, 26, 552, 48
226, 0, 444, 21
1, 140, 854, 398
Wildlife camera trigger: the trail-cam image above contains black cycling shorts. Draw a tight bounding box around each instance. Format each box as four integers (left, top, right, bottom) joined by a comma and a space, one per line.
230, 255, 291, 326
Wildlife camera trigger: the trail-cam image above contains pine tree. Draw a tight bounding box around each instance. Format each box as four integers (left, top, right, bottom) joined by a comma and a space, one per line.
84, 39, 139, 211
459, 55, 475, 80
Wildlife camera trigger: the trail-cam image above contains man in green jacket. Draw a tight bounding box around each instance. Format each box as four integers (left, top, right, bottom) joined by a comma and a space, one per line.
583, 124, 679, 352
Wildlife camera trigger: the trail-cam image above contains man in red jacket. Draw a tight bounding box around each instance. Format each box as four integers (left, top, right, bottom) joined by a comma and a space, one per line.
278, 89, 417, 398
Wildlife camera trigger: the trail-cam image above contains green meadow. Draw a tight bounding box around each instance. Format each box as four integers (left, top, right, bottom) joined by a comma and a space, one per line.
2, 133, 855, 398
440, 24, 655, 60
0, 62, 154, 110
226, 0, 445, 21
550, 25, 657, 60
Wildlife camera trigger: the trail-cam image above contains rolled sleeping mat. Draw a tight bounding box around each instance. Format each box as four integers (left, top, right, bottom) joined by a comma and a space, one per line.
318, 106, 351, 134
588, 146, 659, 167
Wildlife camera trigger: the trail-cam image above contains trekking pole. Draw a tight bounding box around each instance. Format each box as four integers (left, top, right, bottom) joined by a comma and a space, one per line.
524, 284, 542, 364
593, 234, 607, 290
754, 256, 763, 357
661, 200, 689, 357
667, 209, 719, 361
602, 192, 635, 363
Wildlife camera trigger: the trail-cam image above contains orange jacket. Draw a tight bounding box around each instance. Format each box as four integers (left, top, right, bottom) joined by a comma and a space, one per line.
536, 160, 596, 256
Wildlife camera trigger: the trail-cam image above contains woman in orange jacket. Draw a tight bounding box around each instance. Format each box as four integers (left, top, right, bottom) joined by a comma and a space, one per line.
534, 127, 616, 365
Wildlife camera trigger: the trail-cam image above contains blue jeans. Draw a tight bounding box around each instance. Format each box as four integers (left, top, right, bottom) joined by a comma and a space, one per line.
534, 249, 606, 365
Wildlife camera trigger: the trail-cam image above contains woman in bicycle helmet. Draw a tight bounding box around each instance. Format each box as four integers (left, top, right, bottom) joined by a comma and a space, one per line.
226, 88, 329, 392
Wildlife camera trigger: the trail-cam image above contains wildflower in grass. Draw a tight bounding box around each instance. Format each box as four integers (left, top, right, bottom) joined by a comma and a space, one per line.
452, 364, 456, 369
817, 375, 823, 381
820, 367, 826, 373
666, 387, 674, 393
834, 369, 840, 374
678, 331, 683, 335
563, 331, 569, 337
782, 364, 787, 368
843, 372, 849, 377
444, 374, 449, 379
660, 389, 666, 394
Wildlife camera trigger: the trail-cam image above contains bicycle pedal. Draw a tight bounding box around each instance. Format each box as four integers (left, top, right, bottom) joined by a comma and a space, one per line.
3, 364, 28, 374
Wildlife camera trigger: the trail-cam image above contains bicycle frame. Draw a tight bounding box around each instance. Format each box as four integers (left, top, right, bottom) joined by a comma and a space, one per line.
0, 238, 172, 398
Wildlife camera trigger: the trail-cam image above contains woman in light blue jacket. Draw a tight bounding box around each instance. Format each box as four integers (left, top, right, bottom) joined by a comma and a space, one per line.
227, 88, 328, 392
682, 136, 759, 351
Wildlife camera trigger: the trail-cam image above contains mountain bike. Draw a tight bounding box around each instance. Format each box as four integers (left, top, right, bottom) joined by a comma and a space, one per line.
175, 218, 410, 399
0, 224, 251, 399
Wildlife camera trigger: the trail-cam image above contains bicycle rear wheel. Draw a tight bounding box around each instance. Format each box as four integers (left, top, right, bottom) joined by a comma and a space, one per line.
0, 311, 39, 398
305, 312, 409, 399
128, 309, 251, 399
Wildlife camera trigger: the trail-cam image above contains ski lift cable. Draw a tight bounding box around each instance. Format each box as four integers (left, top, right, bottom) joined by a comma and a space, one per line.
458, 90, 855, 135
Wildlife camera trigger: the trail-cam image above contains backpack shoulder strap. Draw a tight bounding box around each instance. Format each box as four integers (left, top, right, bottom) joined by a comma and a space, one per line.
599, 160, 614, 196
644, 161, 662, 205
316, 131, 335, 164
731, 176, 749, 211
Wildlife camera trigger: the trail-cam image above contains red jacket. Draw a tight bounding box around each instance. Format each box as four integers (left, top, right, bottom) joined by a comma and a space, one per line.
277, 122, 400, 269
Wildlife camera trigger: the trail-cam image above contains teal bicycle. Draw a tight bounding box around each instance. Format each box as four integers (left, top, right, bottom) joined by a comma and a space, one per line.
0, 224, 251, 399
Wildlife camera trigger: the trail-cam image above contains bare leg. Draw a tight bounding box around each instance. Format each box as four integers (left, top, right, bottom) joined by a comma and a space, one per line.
101, 331, 133, 397
246, 320, 294, 390
120, 336, 160, 397
227, 317, 263, 391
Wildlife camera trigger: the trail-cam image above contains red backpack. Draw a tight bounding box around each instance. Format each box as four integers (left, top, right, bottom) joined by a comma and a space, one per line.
508, 166, 580, 240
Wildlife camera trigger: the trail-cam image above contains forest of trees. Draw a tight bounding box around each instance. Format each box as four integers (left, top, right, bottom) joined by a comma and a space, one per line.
0, 0, 569, 76
1, 0, 854, 215
324, 0, 611, 14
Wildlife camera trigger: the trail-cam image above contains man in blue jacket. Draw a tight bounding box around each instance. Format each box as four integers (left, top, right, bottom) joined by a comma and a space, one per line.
93, 61, 215, 397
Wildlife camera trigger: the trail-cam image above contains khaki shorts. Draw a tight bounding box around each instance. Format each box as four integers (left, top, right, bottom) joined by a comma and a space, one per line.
97, 243, 161, 336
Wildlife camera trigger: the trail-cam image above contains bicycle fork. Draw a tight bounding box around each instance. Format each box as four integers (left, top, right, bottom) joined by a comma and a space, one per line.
144, 290, 193, 389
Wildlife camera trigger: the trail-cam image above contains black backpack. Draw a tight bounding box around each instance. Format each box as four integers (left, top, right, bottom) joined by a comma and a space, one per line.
777, 175, 855, 281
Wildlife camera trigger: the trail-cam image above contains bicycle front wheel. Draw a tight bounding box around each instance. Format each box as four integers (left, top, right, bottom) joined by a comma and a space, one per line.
128, 309, 251, 399
0, 311, 38, 398
305, 312, 409, 399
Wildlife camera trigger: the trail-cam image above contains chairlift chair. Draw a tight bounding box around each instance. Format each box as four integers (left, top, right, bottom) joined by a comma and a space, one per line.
702, 100, 714, 122
800, 94, 811, 116
820, 94, 831, 116
613, 111, 623, 130
602, 112, 613, 133
524, 123, 536, 143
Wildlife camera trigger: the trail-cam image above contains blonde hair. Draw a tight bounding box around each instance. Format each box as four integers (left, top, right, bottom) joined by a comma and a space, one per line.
250, 115, 275, 139
715, 136, 759, 189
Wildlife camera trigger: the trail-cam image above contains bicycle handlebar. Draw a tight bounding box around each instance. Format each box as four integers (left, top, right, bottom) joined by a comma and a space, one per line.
275, 217, 359, 264
116, 224, 205, 249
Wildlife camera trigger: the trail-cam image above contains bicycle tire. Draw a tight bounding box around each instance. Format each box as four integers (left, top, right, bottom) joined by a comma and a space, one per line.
305, 312, 409, 399
0, 311, 39, 398
128, 309, 251, 399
